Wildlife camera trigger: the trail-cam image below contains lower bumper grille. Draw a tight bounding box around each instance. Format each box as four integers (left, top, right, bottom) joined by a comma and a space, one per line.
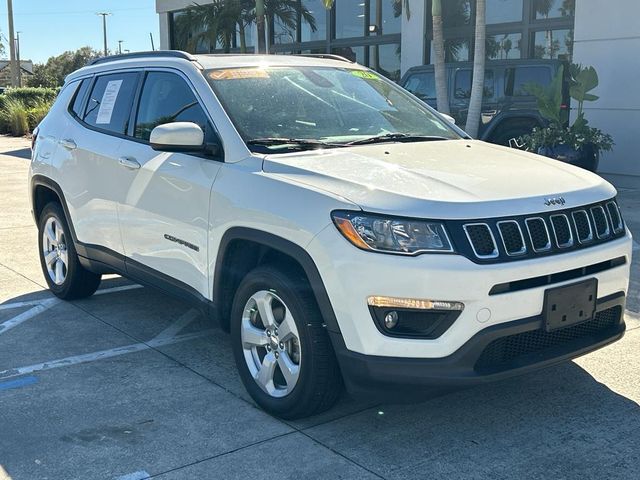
475, 306, 622, 374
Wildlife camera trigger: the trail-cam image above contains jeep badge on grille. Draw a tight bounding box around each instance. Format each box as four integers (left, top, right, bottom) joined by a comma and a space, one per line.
544, 197, 566, 206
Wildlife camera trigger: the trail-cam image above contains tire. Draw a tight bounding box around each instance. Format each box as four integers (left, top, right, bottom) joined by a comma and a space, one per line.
230, 265, 342, 419
37, 202, 101, 300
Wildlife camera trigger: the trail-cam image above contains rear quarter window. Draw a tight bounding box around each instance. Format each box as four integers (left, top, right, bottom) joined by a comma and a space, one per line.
69, 78, 91, 118
81, 72, 139, 135
506, 66, 552, 96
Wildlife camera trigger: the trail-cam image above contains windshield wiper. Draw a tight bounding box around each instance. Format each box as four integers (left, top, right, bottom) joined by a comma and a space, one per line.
345, 133, 451, 146
247, 138, 343, 151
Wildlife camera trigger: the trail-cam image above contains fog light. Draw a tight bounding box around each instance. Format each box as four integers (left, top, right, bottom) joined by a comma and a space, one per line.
384, 311, 399, 329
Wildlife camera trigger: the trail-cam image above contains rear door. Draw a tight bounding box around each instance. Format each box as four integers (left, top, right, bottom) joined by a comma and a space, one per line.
116, 70, 222, 299
503, 65, 553, 115
56, 71, 140, 259
451, 68, 497, 133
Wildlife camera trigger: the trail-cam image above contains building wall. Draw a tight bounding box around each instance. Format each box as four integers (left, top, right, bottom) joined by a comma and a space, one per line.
572, 0, 640, 180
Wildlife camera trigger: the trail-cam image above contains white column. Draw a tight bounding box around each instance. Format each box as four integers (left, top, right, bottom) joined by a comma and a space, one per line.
158, 12, 171, 50
400, 0, 427, 76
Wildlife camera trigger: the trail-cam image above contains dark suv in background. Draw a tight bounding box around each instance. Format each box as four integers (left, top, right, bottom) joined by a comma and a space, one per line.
401, 59, 568, 145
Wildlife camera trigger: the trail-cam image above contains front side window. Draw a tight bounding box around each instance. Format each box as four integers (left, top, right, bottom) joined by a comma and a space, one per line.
454, 70, 494, 99
82, 72, 139, 135
403, 72, 436, 101
134, 71, 209, 141
206, 66, 460, 147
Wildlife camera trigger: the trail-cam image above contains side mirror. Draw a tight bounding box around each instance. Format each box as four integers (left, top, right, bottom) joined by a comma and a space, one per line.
441, 113, 456, 125
150, 122, 205, 153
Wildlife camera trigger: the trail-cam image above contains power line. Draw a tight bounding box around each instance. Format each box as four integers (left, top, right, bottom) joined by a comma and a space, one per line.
0, 7, 149, 16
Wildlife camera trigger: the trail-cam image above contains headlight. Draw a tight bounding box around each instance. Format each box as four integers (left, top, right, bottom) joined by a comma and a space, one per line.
331, 211, 454, 255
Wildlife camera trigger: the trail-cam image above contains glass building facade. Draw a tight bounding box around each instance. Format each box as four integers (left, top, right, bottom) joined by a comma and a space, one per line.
168, 0, 575, 82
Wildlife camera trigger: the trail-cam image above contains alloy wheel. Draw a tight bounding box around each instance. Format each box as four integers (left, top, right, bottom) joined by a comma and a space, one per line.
241, 290, 301, 398
42, 217, 68, 285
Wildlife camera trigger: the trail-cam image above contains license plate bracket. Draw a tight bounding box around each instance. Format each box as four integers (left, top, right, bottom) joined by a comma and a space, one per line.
543, 279, 598, 332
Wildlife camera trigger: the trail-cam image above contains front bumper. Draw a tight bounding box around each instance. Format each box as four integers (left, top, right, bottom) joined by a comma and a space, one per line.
332, 292, 625, 400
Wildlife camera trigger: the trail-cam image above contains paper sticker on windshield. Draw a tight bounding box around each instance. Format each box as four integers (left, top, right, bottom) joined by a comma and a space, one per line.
95, 79, 123, 124
208, 69, 270, 80
350, 70, 379, 80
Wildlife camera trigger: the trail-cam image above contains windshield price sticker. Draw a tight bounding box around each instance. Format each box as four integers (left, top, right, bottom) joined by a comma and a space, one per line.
96, 79, 123, 124
350, 70, 379, 80
208, 69, 271, 80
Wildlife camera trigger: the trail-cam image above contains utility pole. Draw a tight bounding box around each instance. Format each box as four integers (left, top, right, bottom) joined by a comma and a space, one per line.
15, 31, 21, 87
118, 40, 124, 54
7, 0, 19, 87
97, 12, 111, 56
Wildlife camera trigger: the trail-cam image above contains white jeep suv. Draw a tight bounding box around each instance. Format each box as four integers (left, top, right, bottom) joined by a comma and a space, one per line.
29, 52, 632, 419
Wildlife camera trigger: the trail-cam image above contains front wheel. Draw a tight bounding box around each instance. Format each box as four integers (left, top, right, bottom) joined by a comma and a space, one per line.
38, 202, 101, 299
230, 265, 342, 419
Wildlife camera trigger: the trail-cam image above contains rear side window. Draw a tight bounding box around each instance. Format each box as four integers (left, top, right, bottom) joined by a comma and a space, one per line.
454, 69, 494, 99
134, 71, 210, 141
70, 79, 91, 118
506, 66, 552, 96
82, 72, 139, 135
403, 72, 436, 101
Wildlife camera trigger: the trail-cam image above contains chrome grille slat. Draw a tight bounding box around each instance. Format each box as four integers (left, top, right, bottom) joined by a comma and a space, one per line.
497, 220, 527, 256
572, 210, 593, 244
525, 217, 552, 252
463, 223, 499, 259
590, 206, 610, 238
606, 201, 624, 233
550, 214, 574, 248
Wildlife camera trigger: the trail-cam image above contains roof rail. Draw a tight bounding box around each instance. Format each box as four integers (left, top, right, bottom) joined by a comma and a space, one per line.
294, 54, 353, 63
88, 50, 197, 66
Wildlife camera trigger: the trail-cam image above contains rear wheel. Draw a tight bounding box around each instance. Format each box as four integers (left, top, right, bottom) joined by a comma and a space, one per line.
230, 265, 342, 419
38, 202, 101, 299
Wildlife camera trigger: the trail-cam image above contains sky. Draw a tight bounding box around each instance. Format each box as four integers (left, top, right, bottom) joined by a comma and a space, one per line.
0, 0, 160, 64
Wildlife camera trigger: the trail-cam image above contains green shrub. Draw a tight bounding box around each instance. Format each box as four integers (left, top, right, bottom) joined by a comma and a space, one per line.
27, 99, 53, 131
0, 97, 30, 136
0, 87, 59, 110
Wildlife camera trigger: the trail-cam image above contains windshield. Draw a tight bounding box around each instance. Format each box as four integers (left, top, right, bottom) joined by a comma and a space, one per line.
205, 66, 461, 151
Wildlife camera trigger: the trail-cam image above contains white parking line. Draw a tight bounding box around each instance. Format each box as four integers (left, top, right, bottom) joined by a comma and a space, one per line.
153, 308, 200, 341
94, 284, 144, 296
116, 471, 150, 480
0, 329, 214, 380
0, 298, 59, 336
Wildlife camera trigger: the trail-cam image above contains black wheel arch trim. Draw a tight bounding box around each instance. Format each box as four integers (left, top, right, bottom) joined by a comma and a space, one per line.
214, 227, 341, 334
480, 112, 544, 141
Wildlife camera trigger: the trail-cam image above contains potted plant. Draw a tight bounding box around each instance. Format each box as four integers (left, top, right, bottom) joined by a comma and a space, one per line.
520, 64, 614, 172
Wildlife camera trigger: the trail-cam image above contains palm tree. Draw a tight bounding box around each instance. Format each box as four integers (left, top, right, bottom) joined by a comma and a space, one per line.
432, 0, 449, 114
465, 0, 486, 137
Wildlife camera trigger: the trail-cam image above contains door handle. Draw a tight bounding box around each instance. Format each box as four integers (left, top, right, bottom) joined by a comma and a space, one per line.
59, 138, 77, 150
118, 156, 141, 170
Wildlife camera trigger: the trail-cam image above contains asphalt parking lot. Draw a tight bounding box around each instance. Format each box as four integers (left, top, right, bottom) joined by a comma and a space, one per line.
1, 136, 639, 480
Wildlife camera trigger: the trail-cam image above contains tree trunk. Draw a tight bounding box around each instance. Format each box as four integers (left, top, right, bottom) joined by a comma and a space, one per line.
465, 0, 486, 137
432, 0, 449, 114
256, 0, 266, 54
239, 22, 247, 53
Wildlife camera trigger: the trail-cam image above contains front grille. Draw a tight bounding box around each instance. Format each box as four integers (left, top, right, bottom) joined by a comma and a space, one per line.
463, 224, 497, 258
475, 306, 621, 374
454, 198, 625, 264
591, 206, 610, 238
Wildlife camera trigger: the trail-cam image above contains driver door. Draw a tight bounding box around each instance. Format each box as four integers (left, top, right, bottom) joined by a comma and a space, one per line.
116, 70, 222, 299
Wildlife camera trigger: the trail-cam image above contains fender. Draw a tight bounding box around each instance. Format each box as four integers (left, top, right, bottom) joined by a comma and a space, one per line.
214, 227, 341, 334
480, 111, 545, 142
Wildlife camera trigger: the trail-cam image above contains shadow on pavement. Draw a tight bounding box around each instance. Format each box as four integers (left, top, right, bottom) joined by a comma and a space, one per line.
0, 147, 31, 160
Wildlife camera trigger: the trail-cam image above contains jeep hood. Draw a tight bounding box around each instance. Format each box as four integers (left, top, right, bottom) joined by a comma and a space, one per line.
262, 140, 616, 219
